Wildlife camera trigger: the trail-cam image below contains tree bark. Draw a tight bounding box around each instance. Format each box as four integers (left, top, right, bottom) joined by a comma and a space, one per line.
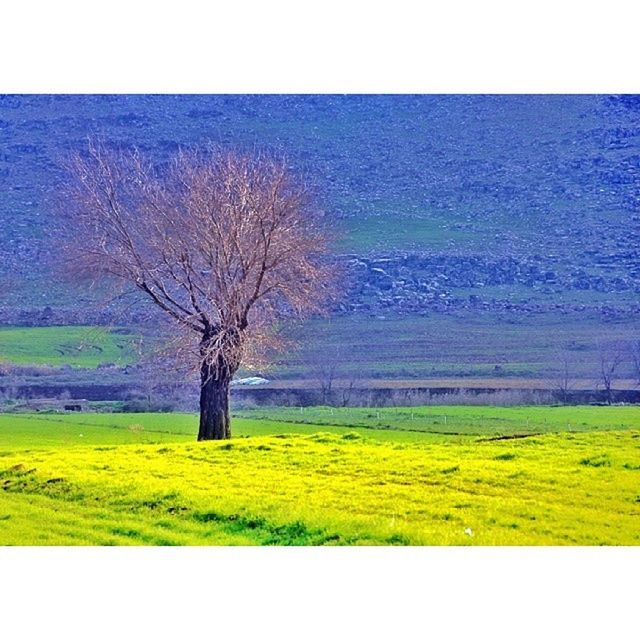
198, 363, 231, 440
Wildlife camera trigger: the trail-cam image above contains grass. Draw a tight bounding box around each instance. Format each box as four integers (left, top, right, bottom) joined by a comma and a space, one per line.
0, 412, 445, 449
0, 406, 639, 545
338, 212, 484, 252
0, 326, 139, 367
285, 310, 640, 381
5, 303, 640, 380
236, 405, 640, 436
2, 311, 640, 382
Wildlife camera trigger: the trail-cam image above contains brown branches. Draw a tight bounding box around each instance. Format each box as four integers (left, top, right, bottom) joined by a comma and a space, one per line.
64, 141, 338, 382
596, 342, 624, 405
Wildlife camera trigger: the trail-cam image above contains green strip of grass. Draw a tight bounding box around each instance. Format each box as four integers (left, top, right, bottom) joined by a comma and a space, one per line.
0, 326, 139, 367
237, 405, 640, 436
2, 405, 639, 451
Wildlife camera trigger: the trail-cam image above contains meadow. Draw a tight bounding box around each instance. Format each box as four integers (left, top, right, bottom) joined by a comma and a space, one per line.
3, 310, 640, 384
0, 326, 139, 367
1, 407, 638, 545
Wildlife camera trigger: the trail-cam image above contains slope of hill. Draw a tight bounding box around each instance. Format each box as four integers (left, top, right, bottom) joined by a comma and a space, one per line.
0, 95, 639, 382
2, 95, 639, 294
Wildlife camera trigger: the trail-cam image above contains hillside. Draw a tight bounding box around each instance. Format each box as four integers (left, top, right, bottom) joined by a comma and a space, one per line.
1, 95, 639, 382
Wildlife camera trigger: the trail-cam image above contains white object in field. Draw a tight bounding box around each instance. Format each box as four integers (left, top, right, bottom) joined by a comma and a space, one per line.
464, 527, 473, 537
231, 376, 270, 386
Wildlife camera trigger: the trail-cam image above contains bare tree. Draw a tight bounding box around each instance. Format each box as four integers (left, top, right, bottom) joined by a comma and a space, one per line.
313, 355, 338, 405
307, 343, 362, 406
339, 375, 360, 407
64, 142, 336, 439
548, 350, 576, 404
596, 344, 624, 405
630, 340, 640, 387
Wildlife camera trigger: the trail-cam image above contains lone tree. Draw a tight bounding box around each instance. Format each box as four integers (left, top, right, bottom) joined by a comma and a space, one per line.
596, 343, 624, 405
549, 349, 576, 404
630, 340, 640, 387
65, 142, 335, 440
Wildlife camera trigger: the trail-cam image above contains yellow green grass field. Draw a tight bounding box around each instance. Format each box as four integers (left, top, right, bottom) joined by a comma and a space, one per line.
1, 408, 639, 545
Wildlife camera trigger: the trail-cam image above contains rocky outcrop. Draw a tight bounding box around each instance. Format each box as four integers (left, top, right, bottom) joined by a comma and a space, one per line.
336, 250, 640, 317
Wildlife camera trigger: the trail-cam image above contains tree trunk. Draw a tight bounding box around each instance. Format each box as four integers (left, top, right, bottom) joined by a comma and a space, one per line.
198, 364, 231, 440
605, 385, 613, 406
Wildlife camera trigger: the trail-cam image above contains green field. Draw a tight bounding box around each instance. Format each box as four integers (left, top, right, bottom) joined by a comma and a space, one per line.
1, 407, 638, 545
238, 405, 640, 435
287, 311, 640, 380
3, 311, 639, 382
0, 326, 139, 367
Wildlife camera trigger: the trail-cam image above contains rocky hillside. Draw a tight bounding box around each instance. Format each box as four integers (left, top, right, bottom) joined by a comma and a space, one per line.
1, 94, 639, 325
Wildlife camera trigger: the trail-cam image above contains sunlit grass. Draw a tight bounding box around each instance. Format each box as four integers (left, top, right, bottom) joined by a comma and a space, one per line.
237, 405, 640, 436
0, 409, 639, 545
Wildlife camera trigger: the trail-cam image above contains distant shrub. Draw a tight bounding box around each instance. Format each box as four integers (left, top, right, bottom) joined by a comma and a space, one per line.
0, 363, 61, 377
425, 389, 553, 407
120, 399, 177, 413
96, 362, 118, 370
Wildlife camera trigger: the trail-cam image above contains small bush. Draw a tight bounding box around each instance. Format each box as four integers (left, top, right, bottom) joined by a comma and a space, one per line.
494, 453, 517, 461
579, 457, 610, 468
